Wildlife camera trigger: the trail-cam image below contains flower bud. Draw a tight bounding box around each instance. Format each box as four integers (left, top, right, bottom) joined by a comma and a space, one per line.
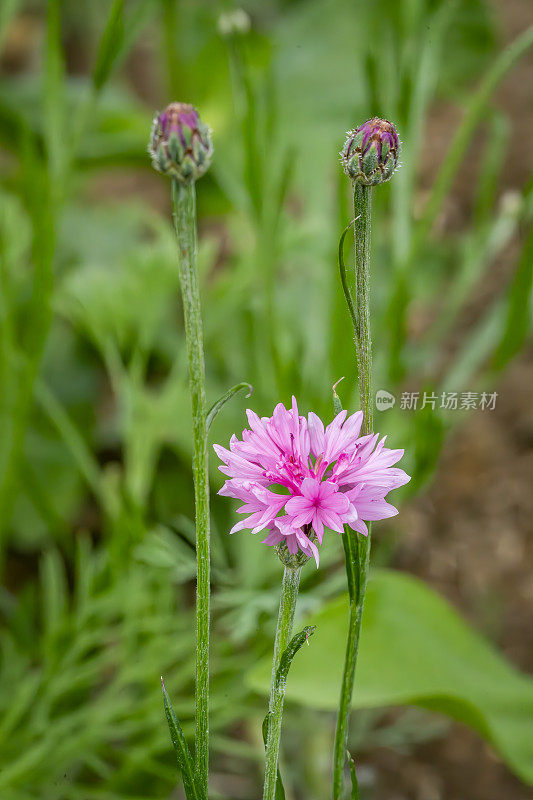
341, 118, 400, 186
275, 540, 311, 570
148, 102, 213, 182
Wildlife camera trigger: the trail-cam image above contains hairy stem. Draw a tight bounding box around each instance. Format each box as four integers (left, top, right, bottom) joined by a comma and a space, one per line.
171, 178, 210, 794
333, 183, 373, 800
263, 566, 301, 800
353, 184, 373, 437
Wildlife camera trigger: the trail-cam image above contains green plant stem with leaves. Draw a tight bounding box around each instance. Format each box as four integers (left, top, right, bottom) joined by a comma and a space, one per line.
263, 565, 301, 800
333, 183, 373, 800
171, 177, 210, 795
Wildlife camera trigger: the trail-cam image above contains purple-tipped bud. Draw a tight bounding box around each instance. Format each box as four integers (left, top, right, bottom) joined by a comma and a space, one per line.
341, 118, 400, 186
148, 102, 213, 183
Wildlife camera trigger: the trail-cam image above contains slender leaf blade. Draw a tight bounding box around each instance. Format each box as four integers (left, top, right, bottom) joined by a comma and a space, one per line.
92, 0, 125, 92
206, 382, 252, 432
491, 224, 533, 371
162, 681, 205, 800
261, 714, 286, 800
262, 626, 316, 800
347, 751, 360, 800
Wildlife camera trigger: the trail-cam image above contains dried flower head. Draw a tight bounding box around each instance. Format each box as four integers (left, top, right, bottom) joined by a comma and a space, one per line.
148, 102, 213, 182
341, 118, 400, 186
214, 398, 409, 567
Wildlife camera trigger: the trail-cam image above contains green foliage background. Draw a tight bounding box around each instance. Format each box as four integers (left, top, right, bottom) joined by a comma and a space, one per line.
0, 0, 532, 797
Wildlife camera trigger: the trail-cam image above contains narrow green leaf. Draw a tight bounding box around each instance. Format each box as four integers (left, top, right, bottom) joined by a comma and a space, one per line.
162, 681, 205, 800
261, 714, 286, 800
341, 528, 359, 606
332, 377, 344, 417
347, 751, 360, 800
92, 0, 125, 91
272, 145, 296, 231
43, 0, 66, 191
415, 25, 533, 248
206, 382, 252, 432
491, 224, 533, 371
41, 549, 68, 643
262, 626, 316, 800
275, 625, 316, 690
338, 218, 359, 339
473, 112, 509, 226
92, 0, 157, 94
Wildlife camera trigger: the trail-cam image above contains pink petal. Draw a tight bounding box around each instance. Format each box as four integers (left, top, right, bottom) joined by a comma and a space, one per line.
308, 412, 325, 456
323, 490, 350, 514
356, 500, 398, 520
300, 476, 319, 500
312, 513, 324, 543
318, 509, 344, 533
285, 495, 313, 515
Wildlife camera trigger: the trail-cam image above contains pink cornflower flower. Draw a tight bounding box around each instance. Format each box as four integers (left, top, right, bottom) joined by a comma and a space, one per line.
214, 398, 409, 566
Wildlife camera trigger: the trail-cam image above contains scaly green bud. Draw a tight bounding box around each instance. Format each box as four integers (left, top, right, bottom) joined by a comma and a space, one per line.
148, 102, 213, 183
341, 117, 400, 186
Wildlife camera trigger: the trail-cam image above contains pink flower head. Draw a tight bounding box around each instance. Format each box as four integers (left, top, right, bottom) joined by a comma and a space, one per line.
214, 398, 409, 567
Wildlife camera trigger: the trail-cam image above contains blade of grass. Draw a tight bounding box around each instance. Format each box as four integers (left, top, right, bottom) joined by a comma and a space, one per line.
414, 26, 533, 251
162, 680, 205, 800
92, 0, 125, 92
491, 223, 533, 371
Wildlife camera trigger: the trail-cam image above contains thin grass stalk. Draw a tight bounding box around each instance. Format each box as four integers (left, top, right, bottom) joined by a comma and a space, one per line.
171, 178, 210, 794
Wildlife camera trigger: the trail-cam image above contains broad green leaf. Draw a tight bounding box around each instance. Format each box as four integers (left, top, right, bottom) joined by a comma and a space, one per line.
248, 569, 533, 785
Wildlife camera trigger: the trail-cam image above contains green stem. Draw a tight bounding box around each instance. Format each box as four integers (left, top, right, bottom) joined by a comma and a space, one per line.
263, 565, 301, 800
171, 178, 210, 795
333, 183, 373, 800
353, 184, 373, 437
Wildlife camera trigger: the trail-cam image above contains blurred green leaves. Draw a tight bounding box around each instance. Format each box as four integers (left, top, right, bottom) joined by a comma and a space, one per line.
249, 569, 533, 784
